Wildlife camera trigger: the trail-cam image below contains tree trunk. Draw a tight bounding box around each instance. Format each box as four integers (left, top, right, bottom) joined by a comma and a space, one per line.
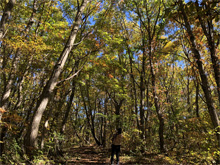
60, 60, 79, 136
0, 127, 7, 156
57, 79, 77, 152
60, 80, 76, 135
24, 0, 90, 152
195, 1, 220, 106
127, 44, 140, 129
145, 83, 152, 140
80, 84, 101, 146
113, 99, 124, 129
102, 96, 108, 147
149, 55, 165, 152
139, 32, 146, 139
179, 0, 220, 156
187, 66, 191, 114
195, 80, 200, 118
0, 0, 15, 40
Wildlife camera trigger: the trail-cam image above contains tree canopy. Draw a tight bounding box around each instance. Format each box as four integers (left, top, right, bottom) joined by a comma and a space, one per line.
0, 0, 220, 164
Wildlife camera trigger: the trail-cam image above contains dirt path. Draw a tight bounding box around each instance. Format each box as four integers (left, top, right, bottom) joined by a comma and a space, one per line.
62, 145, 171, 165
66, 145, 109, 164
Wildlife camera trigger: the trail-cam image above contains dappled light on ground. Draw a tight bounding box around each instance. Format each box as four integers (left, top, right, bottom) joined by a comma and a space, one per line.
62, 145, 172, 164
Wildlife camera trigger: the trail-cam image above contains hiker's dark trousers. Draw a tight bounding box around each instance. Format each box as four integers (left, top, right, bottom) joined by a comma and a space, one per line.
111, 144, 120, 164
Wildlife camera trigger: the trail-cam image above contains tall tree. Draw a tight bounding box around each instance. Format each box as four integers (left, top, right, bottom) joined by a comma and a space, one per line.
24, 0, 92, 152
175, 0, 220, 160
194, 0, 220, 106
131, 0, 169, 152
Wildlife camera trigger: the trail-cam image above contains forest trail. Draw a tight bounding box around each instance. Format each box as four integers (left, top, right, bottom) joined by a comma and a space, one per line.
64, 145, 109, 164
62, 145, 171, 164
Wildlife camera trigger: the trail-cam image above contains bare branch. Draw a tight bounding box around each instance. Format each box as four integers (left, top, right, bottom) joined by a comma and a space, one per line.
57, 65, 84, 85
73, 31, 92, 46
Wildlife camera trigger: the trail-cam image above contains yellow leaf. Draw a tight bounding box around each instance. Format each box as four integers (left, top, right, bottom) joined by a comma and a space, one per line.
162, 40, 179, 53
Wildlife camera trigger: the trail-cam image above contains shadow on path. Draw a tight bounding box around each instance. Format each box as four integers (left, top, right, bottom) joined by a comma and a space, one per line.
66, 145, 110, 164
61, 145, 171, 165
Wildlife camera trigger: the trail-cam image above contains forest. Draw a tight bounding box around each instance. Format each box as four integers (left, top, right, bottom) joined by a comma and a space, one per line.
0, 0, 220, 164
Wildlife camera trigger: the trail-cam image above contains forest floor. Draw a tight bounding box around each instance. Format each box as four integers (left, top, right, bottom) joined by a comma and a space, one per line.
58, 145, 174, 165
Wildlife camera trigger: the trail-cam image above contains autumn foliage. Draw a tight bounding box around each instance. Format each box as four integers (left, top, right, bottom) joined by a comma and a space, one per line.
0, 0, 220, 164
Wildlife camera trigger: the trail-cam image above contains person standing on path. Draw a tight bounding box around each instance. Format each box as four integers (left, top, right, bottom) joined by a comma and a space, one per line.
111, 128, 123, 165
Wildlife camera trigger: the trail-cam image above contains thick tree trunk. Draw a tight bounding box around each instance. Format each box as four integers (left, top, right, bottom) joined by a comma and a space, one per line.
40, 88, 60, 150
24, 0, 90, 152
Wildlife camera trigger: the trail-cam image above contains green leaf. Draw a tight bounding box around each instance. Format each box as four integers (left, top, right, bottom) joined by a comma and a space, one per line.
95, 113, 107, 118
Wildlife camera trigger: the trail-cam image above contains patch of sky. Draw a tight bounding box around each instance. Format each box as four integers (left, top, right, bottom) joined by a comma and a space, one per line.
185, 0, 203, 4
123, 49, 139, 62
57, 1, 74, 25
97, 52, 104, 58
58, 1, 101, 27
176, 60, 185, 69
